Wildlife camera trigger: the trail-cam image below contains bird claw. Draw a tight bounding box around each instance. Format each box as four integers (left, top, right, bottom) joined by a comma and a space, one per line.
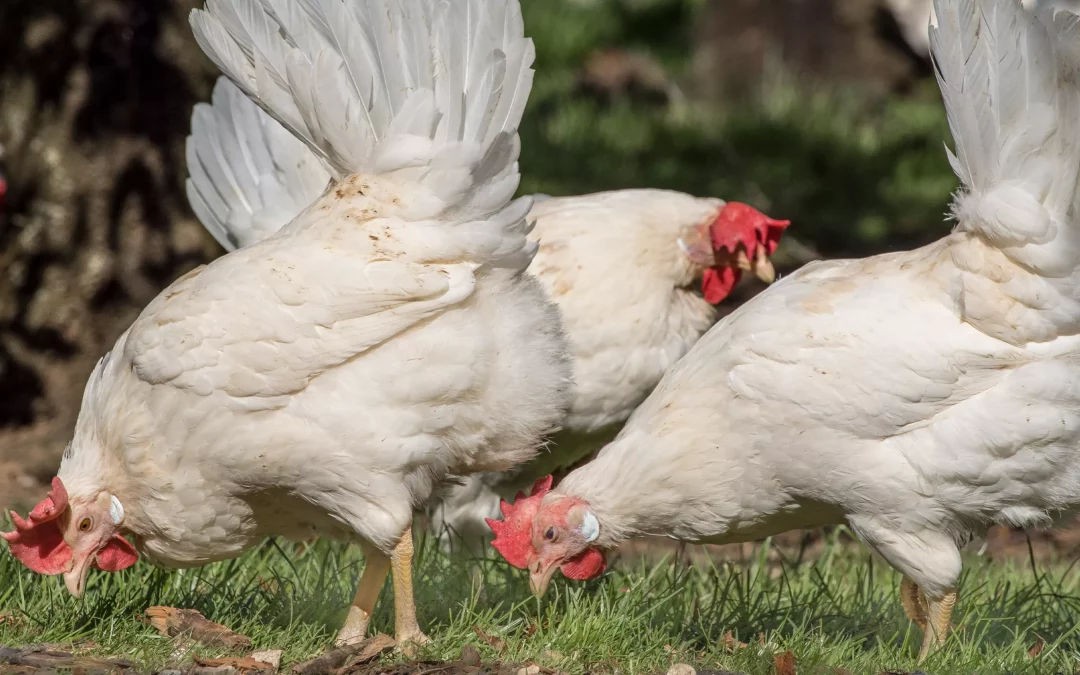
395, 630, 431, 657
334, 606, 372, 648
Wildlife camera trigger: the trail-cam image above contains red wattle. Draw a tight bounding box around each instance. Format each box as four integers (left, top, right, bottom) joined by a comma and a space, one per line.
560, 547, 607, 580
702, 266, 739, 304
96, 535, 139, 571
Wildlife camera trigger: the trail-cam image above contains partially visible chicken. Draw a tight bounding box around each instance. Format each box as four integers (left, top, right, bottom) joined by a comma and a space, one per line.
183, 78, 789, 554
491, 0, 1080, 663
3, 0, 571, 648
885, 0, 936, 56
430, 190, 787, 552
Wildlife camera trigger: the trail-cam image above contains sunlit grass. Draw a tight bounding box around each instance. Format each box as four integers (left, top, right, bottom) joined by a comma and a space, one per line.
3, 519, 1080, 674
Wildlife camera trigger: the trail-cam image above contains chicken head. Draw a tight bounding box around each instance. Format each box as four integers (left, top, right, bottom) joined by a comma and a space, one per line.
681, 202, 790, 304
2, 477, 138, 596
487, 475, 606, 596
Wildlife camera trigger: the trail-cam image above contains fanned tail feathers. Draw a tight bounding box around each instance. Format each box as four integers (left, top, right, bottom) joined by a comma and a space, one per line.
189, 0, 536, 241
931, 0, 1080, 276
186, 77, 331, 251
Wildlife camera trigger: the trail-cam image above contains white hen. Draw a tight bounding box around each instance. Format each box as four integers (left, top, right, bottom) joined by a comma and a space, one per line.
185, 77, 790, 554
2, 0, 571, 648
491, 0, 1080, 662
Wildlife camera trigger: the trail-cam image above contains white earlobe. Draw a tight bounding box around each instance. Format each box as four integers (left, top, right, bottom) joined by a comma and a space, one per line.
580, 511, 600, 543
110, 496, 125, 525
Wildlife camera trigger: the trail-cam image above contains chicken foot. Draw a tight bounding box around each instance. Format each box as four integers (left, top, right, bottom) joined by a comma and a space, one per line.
391, 526, 431, 649
335, 544, 391, 647
914, 587, 957, 664
899, 576, 927, 630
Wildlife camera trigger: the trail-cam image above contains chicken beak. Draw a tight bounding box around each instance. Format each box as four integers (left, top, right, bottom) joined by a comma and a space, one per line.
63, 550, 94, 598
529, 558, 559, 598
752, 246, 776, 284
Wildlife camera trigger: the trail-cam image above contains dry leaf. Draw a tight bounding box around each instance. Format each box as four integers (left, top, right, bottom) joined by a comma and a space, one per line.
773, 650, 797, 675
291, 633, 394, 675
145, 607, 252, 651
523, 622, 539, 638
0, 646, 134, 671
0, 612, 24, 630
460, 644, 481, 667
471, 625, 507, 652
250, 651, 283, 670
194, 656, 274, 673
722, 630, 748, 652
514, 665, 540, 675
1028, 635, 1046, 658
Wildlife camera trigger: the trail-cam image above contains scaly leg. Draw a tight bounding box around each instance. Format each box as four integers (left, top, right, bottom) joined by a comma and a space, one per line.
917, 590, 957, 663
391, 526, 430, 648
899, 576, 927, 630
335, 544, 391, 647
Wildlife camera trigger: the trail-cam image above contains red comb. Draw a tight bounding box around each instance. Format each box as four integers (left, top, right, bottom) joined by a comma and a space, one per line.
486, 475, 553, 568
702, 202, 790, 304
2, 477, 73, 575
710, 202, 790, 256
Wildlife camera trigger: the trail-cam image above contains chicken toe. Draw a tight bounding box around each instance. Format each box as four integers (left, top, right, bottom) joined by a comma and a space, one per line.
335, 546, 391, 647
899, 576, 927, 630
391, 527, 431, 650
916, 589, 957, 663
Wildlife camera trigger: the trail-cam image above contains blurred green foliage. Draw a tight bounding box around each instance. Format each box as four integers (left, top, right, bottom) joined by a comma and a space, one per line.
518, 0, 960, 258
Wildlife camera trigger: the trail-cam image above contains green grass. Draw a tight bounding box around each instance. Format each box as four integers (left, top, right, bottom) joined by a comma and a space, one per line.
3, 524, 1080, 674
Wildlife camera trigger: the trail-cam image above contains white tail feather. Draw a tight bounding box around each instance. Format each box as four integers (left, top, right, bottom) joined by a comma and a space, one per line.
186, 77, 331, 251
931, 0, 1080, 276
189, 0, 535, 227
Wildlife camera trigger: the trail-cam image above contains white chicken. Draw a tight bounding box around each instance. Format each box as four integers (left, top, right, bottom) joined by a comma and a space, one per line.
3, 0, 572, 648
491, 0, 1080, 662
185, 78, 789, 555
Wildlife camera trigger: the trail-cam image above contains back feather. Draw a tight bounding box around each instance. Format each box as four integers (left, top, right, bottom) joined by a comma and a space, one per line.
186, 77, 331, 251
190, 0, 535, 228
931, 0, 1080, 276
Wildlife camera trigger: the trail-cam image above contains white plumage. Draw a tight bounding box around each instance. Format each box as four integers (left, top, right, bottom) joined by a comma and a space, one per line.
497, 0, 1080, 663
4, 0, 571, 649
184, 79, 788, 555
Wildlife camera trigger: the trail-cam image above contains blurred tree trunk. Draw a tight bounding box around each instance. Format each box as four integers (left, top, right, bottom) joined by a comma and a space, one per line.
692, 0, 931, 99
0, 0, 220, 504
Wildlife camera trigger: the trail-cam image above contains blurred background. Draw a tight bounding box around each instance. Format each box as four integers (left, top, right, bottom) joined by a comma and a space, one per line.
0, 0, 1060, 559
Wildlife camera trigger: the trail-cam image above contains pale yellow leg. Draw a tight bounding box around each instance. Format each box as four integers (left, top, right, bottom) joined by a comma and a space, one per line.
899, 576, 927, 630
335, 545, 391, 647
916, 590, 957, 663
391, 526, 430, 648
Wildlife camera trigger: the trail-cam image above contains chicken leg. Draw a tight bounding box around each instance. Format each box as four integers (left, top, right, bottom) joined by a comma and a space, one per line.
335, 544, 391, 647
899, 576, 927, 630
916, 588, 957, 663
391, 526, 430, 648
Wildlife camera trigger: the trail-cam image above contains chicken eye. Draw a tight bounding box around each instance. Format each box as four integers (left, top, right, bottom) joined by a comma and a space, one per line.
78, 518, 93, 532
544, 527, 556, 541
